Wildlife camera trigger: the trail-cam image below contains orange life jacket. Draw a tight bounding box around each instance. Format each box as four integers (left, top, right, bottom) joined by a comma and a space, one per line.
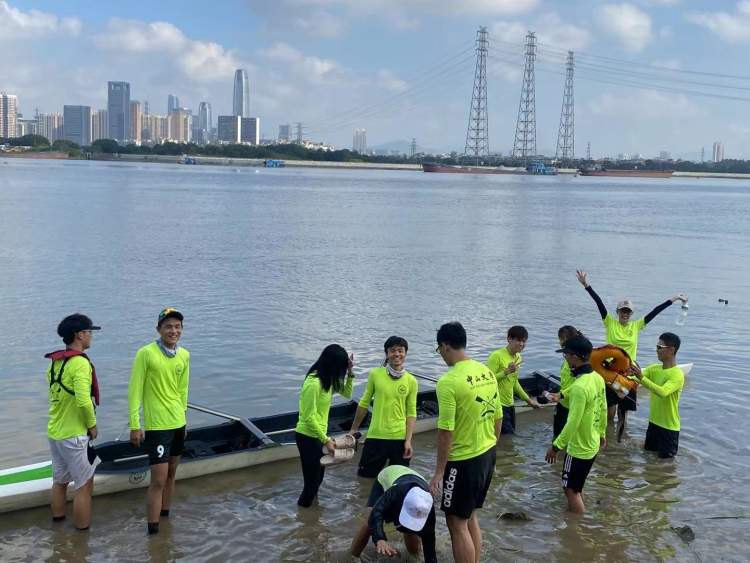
589, 345, 636, 398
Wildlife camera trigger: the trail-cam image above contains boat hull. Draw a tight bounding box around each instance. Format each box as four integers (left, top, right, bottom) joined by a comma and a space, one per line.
579, 169, 673, 178
422, 163, 523, 175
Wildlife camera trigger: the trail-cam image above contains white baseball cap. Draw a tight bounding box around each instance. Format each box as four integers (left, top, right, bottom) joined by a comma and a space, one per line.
399, 487, 433, 532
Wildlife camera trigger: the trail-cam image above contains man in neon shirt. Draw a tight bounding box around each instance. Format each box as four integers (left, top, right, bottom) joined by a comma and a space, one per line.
431, 322, 502, 563
486, 325, 540, 435
630, 333, 685, 458
128, 308, 190, 535
46, 314, 101, 531
350, 336, 418, 477
545, 335, 607, 514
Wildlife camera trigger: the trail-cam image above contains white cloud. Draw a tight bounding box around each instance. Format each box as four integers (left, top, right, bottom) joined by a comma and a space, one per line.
589, 90, 699, 119
259, 42, 342, 82
293, 10, 345, 38
595, 3, 653, 52
491, 13, 591, 51
95, 19, 245, 82
0, 1, 81, 39
376, 69, 407, 93
688, 2, 750, 42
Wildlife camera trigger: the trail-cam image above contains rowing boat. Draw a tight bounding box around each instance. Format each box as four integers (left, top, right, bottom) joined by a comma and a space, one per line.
0, 372, 559, 514
0, 365, 692, 514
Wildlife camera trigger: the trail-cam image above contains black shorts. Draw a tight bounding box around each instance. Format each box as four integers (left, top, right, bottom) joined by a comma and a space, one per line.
561, 453, 596, 493
553, 403, 569, 440
500, 406, 516, 435
144, 426, 186, 465
441, 447, 496, 519
644, 422, 679, 458
358, 438, 410, 478
606, 387, 637, 412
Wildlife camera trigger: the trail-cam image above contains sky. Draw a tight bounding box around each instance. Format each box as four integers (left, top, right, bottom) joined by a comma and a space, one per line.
2, 0, 750, 158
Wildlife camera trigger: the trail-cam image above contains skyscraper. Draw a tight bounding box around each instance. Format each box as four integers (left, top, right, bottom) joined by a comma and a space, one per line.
167, 94, 180, 114
240, 117, 260, 145
194, 101, 212, 144
168, 110, 190, 142
36, 112, 64, 142
217, 115, 241, 143
91, 110, 108, 142
63, 105, 91, 146
107, 81, 131, 141
233, 69, 250, 117
712, 141, 724, 162
353, 128, 367, 153
130, 101, 142, 145
0, 93, 18, 138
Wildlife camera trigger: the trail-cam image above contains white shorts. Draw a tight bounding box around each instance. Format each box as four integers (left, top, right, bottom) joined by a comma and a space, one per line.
48, 435, 98, 490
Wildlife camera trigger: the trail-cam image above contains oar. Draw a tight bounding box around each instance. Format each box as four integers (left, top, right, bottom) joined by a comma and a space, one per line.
410, 371, 439, 384
188, 402, 277, 447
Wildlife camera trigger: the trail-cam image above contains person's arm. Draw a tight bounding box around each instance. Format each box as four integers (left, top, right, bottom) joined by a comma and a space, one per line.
350, 372, 375, 433
72, 359, 97, 432
513, 379, 531, 403
403, 377, 418, 458
487, 351, 511, 380
643, 300, 673, 325
368, 487, 400, 545
431, 429, 453, 495
128, 349, 146, 431
340, 373, 355, 399
553, 386, 584, 452
431, 376, 455, 494
597, 385, 608, 439
639, 370, 685, 398
180, 352, 190, 413
420, 509, 438, 563
577, 270, 607, 319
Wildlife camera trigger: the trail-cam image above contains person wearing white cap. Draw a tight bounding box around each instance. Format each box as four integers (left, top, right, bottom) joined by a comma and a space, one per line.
351, 465, 437, 562
576, 270, 687, 432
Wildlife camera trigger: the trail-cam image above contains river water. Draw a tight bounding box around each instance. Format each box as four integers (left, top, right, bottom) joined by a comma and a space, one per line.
0, 158, 748, 561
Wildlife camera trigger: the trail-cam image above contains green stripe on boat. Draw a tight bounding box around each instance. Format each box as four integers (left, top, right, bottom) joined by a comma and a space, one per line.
0, 464, 52, 486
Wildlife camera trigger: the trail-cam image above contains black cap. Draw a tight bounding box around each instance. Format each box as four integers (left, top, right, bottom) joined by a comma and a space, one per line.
556, 335, 593, 360
158, 307, 184, 327
57, 314, 101, 338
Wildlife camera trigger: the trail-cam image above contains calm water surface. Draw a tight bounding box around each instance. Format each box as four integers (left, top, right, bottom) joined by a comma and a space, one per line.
0, 159, 749, 561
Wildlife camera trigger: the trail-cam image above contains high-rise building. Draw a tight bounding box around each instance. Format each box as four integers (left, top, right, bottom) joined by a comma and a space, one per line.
62, 105, 91, 146
168, 94, 180, 114
17, 114, 36, 137
144, 100, 150, 116
130, 101, 142, 145
240, 117, 260, 145
107, 81, 131, 141
353, 128, 367, 153
193, 101, 212, 144
0, 93, 18, 138
278, 124, 291, 142
168, 110, 190, 142
91, 110, 108, 141
217, 115, 241, 143
233, 69, 250, 117
36, 112, 64, 142
658, 150, 670, 160
712, 141, 724, 162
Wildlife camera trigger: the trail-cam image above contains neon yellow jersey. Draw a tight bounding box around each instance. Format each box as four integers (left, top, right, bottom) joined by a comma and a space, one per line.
486, 347, 529, 407
558, 359, 573, 409
47, 356, 96, 440
640, 364, 684, 431
378, 465, 424, 490
603, 314, 646, 361
295, 373, 354, 443
553, 369, 607, 460
437, 359, 501, 461
358, 367, 418, 440
128, 342, 190, 431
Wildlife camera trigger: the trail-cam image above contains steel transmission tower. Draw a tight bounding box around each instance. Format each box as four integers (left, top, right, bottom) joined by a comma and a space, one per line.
513, 32, 537, 161
555, 51, 575, 160
464, 27, 489, 164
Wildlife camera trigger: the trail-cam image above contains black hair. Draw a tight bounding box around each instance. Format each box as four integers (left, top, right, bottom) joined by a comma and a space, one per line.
307, 344, 350, 393
507, 325, 528, 340
384, 336, 408, 353
659, 332, 681, 352
558, 325, 581, 342
57, 314, 92, 345
436, 322, 467, 349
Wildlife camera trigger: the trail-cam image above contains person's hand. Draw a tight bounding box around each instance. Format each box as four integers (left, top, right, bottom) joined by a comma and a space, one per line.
324, 439, 336, 455
347, 353, 355, 377
671, 293, 688, 304
430, 473, 443, 499
528, 398, 541, 409
376, 540, 398, 557
545, 446, 558, 464
88, 425, 98, 440
130, 429, 144, 447
629, 364, 642, 380
600, 436, 608, 449
547, 392, 560, 403
505, 362, 518, 375
576, 270, 589, 288
403, 440, 413, 459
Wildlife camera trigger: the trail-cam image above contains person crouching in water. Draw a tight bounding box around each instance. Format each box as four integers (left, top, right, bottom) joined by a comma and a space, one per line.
295, 344, 354, 507
351, 465, 437, 562
545, 335, 607, 514
350, 336, 418, 477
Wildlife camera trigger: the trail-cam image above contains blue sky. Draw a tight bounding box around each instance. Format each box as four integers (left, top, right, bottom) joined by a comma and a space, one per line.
3, 0, 750, 158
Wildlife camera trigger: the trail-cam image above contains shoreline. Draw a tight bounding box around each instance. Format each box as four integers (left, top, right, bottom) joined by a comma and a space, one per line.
4, 152, 750, 178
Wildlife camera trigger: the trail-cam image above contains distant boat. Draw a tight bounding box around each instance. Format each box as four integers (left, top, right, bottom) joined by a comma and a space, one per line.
526, 160, 558, 175
579, 166, 672, 178
422, 162, 523, 175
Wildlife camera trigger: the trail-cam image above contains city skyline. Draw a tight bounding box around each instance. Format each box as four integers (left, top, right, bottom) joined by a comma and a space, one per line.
3, 1, 750, 157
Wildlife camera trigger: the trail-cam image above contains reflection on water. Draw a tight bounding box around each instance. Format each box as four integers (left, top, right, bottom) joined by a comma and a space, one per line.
1, 160, 750, 561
